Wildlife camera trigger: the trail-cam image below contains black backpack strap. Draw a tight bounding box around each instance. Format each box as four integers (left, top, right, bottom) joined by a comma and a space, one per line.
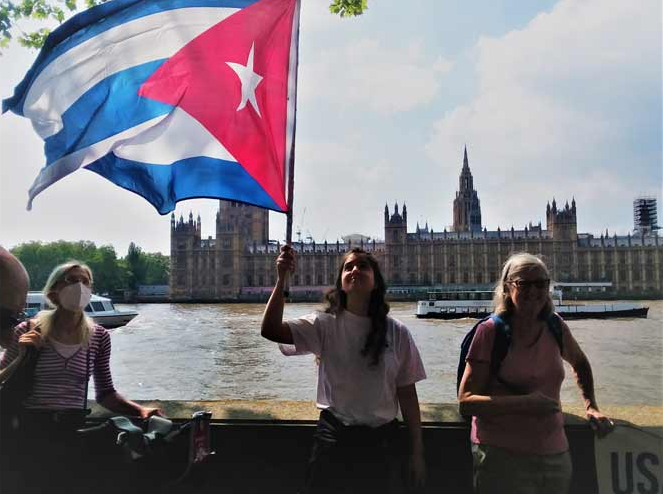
82, 335, 91, 416
488, 314, 510, 376
457, 316, 492, 394
490, 314, 530, 394
545, 312, 564, 355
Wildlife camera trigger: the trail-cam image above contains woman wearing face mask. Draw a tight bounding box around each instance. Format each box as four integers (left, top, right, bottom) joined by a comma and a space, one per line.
0, 261, 160, 493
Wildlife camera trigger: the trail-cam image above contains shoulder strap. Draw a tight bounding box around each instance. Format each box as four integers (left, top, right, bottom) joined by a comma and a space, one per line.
489, 314, 528, 394
545, 313, 564, 354
488, 313, 510, 375
24, 318, 42, 357
457, 316, 492, 394
82, 328, 93, 415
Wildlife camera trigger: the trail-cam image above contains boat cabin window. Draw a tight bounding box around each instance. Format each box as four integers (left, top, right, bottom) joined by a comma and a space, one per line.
428, 290, 494, 301
90, 301, 105, 312
84, 304, 93, 312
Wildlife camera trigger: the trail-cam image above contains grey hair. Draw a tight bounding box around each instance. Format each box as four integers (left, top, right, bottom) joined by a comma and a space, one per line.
492, 252, 555, 319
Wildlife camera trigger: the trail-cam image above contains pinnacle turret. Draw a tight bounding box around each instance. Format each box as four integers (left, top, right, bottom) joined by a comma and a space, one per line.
453, 145, 482, 232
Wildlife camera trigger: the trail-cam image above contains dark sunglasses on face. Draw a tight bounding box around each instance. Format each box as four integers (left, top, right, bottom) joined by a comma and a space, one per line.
0, 307, 28, 329
507, 279, 550, 289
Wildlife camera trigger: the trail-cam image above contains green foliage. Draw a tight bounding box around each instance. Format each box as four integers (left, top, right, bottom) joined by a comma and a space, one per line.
0, 0, 87, 49
0, 0, 104, 50
329, 0, 367, 17
0, 0, 368, 52
10, 240, 169, 294
125, 241, 146, 290
143, 252, 169, 285
11, 240, 101, 291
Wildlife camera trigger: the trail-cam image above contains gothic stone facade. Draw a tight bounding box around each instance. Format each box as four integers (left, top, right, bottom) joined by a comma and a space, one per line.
170, 154, 663, 300
453, 146, 482, 233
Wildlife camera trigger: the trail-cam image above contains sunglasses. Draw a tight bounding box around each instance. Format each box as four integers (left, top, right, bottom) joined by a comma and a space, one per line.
0, 307, 28, 329
507, 279, 550, 289
62, 275, 92, 287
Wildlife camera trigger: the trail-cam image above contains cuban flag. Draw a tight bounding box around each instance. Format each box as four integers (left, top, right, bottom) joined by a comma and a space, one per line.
2, 0, 300, 214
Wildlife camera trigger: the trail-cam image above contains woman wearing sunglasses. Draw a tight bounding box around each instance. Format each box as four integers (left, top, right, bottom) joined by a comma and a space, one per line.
458, 252, 613, 494
0, 261, 160, 493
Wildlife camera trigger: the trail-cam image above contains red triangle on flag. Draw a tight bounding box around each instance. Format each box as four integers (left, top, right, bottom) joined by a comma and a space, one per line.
139, 0, 297, 211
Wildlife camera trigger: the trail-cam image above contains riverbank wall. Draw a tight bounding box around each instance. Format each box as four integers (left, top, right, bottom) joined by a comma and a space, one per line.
84, 400, 662, 494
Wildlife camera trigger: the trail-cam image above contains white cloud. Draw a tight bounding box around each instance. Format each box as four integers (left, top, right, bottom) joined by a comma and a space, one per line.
299, 36, 452, 114
271, 138, 393, 243
425, 0, 661, 235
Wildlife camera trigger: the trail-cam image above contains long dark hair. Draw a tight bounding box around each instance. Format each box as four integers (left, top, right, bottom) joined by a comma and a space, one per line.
324, 248, 390, 366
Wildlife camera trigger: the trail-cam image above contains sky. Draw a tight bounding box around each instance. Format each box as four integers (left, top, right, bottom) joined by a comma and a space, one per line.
0, 0, 661, 256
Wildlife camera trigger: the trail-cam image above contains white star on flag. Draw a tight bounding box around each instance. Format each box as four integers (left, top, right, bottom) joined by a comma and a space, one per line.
226, 42, 264, 117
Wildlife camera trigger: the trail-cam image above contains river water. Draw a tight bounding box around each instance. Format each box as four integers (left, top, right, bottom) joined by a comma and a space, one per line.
109, 300, 663, 406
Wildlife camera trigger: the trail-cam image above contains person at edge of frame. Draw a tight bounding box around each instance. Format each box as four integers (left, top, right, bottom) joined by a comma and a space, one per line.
0, 246, 29, 350
261, 245, 427, 493
458, 252, 614, 494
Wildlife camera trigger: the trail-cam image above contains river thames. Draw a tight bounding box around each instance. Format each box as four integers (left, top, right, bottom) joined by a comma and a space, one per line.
109, 300, 663, 407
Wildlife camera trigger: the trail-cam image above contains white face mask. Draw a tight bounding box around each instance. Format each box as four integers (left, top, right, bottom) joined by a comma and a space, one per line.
58, 282, 92, 312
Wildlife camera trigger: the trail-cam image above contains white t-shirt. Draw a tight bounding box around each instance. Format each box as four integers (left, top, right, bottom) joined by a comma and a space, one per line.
282, 310, 426, 427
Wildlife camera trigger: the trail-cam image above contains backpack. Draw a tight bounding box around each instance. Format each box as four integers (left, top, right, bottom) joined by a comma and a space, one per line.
456, 313, 564, 396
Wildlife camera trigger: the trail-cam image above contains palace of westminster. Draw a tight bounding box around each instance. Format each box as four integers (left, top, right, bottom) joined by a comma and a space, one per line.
169, 148, 662, 300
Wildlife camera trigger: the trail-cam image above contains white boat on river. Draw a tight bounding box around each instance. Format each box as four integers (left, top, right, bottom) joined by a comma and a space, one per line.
25, 291, 138, 328
415, 288, 649, 320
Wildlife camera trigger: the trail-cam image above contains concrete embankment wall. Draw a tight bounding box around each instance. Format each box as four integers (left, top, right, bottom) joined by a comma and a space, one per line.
85, 400, 662, 494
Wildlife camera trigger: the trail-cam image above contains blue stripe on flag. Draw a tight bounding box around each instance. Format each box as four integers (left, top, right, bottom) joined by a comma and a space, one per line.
85, 155, 282, 214
2, 0, 260, 115
44, 60, 172, 166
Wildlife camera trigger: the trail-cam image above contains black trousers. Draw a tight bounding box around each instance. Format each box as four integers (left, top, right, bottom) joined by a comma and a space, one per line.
303, 410, 404, 494
1, 409, 89, 494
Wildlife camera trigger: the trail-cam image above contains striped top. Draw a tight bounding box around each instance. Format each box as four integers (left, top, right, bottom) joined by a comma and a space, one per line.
0, 321, 116, 410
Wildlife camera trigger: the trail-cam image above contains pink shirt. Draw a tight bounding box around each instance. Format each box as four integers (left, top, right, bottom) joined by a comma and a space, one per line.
466, 317, 568, 454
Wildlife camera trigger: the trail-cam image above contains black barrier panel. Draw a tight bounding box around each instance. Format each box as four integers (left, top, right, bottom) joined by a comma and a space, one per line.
4, 420, 599, 494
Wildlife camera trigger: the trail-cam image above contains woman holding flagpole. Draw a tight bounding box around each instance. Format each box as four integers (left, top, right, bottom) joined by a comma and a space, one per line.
261, 245, 426, 493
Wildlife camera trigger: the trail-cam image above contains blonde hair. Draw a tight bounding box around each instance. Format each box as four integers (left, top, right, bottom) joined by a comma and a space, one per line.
37, 261, 95, 344
492, 252, 555, 319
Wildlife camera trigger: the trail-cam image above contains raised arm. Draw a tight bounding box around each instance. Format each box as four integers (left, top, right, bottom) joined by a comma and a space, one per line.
260, 245, 295, 344
560, 320, 613, 436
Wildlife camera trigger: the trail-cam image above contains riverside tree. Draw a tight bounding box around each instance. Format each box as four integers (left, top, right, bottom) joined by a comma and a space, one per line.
11, 240, 168, 294
0, 0, 368, 51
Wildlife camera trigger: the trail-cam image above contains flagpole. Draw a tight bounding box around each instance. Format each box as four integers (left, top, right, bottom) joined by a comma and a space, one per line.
283, 0, 301, 297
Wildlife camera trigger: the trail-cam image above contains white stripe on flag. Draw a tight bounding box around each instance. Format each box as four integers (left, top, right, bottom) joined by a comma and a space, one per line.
113, 107, 237, 164
27, 107, 237, 209
24, 7, 239, 139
